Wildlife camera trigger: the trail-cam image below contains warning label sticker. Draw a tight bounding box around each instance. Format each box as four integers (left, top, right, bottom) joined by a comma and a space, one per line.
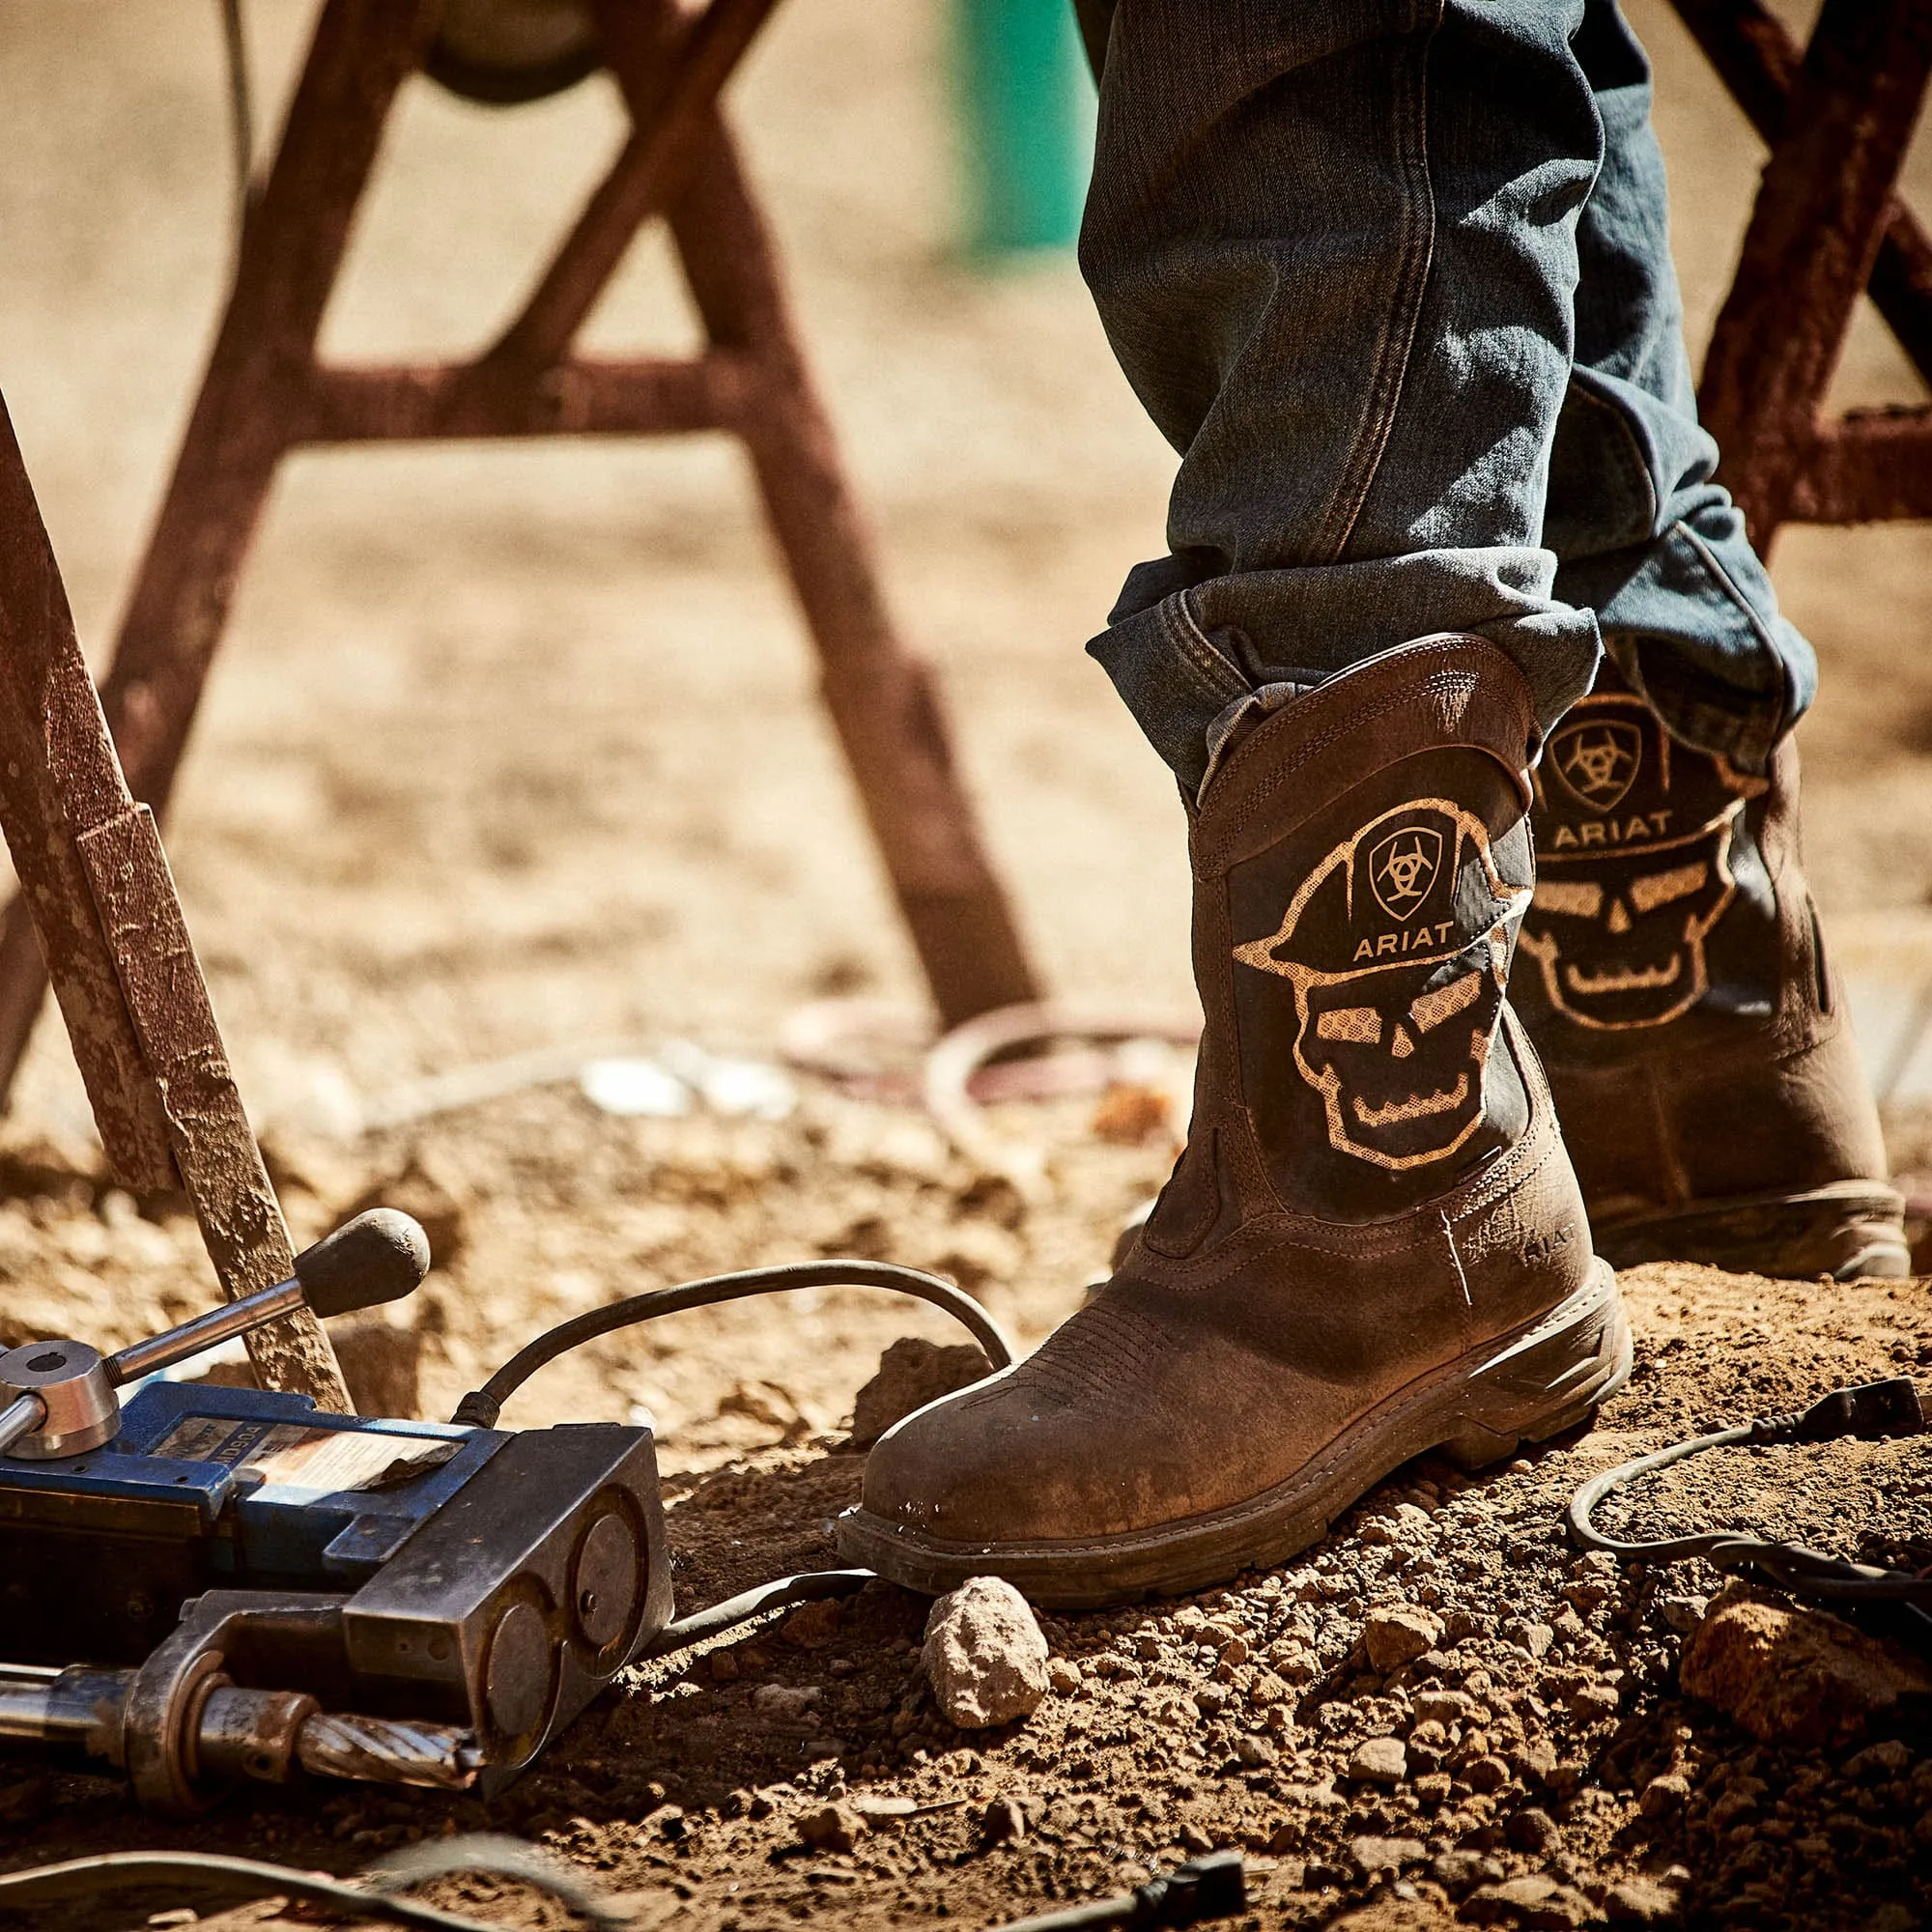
153, 1418, 458, 1493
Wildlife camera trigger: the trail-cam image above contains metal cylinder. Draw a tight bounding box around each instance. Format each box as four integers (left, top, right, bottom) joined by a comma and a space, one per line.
0, 1664, 134, 1764
296, 1712, 483, 1790
0, 1341, 120, 1458
107, 1277, 303, 1385
189, 1684, 320, 1785
0, 1392, 44, 1458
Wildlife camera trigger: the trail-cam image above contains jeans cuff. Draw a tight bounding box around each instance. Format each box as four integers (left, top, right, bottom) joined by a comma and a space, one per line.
1086, 588, 1255, 794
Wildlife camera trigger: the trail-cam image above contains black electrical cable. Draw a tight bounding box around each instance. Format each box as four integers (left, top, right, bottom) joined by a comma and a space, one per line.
642, 1567, 875, 1658
366, 1834, 626, 1932
0, 1850, 510, 1932
451, 1260, 1014, 1428
1568, 1375, 1932, 1606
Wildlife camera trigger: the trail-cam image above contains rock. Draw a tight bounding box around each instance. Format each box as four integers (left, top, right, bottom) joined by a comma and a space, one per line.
1047, 1658, 1082, 1694
1567, 1681, 1622, 1723
1503, 1620, 1555, 1661
980, 1796, 1028, 1844
1363, 1605, 1444, 1672
1430, 1851, 1505, 1898
1412, 1689, 1472, 1726
795, 1803, 865, 1853
1349, 1834, 1427, 1878
1412, 1771, 1453, 1804
1466, 1754, 1513, 1794
1638, 1774, 1689, 1819
1605, 1878, 1681, 1925
851, 1339, 993, 1449
1250, 1669, 1292, 1706
1506, 1806, 1561, 1854
923, 1577, 1051, 1728
1679, 1583, 1932, 1748
1655, 1595, 1706, 1634
1235, 1732, 1277, 1768
1844, 1739, 1912, 1777
781, 1599, 844, 1651
1348, 1736, 1408, 1784
850, 1795, 916, 1826
751, 1684, 822, 1720
1462, 1875, 1597, 1928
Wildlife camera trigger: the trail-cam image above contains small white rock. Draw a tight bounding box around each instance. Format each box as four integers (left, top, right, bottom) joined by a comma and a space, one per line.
751, 1684, 823, 1719
923, 1577, 1051, 1729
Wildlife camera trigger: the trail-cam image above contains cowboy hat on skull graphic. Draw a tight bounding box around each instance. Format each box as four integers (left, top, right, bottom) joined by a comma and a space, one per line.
1233, 800, 1530, 1170
1520, 693, 1763, 1031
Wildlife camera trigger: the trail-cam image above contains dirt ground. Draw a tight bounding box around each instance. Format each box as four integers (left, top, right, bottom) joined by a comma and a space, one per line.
2, 1, 1932, 1928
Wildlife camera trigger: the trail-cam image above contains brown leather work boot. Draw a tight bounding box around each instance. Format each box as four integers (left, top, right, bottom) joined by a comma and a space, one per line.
836, 636, 1631, 1606
1511, 667, 1906, 1280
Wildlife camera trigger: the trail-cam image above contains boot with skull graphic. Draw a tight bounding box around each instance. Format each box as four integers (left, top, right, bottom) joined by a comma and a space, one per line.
1513, 663, 1906, 1279
836, 636, 1630, 1606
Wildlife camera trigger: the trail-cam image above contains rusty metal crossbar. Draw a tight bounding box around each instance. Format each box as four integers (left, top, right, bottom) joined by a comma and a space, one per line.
1673, 0, 1932, 543
0, 0, 1040, 1124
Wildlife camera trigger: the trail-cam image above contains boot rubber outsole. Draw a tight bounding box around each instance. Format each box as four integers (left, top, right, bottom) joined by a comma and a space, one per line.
1589, 1180, 1908, 1281
834, 1260, 1631, 1607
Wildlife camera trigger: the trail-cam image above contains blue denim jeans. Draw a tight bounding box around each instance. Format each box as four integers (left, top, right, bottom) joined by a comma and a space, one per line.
1077, 0, 1815, 795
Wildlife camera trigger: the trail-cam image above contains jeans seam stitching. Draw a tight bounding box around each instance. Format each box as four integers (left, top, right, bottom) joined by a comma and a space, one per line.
1312, 0, 1444, 563
1164, 592, 1251, 703
1560, 377, 1662, 550
1667, 519, 1785, 764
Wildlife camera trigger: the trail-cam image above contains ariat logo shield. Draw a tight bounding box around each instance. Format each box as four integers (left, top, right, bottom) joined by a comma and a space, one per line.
1552, 719, 1641, 810
1368, 826, 1442, 919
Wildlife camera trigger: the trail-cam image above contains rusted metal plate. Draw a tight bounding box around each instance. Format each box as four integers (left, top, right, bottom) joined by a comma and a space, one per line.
0, 397, 346, 1406
74, 806, 348, 1406
0, 398, 178, 1193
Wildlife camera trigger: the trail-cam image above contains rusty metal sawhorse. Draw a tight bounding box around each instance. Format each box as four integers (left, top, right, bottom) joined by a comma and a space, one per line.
0, 0, 1040, 1112
1671, 0, 1932, 546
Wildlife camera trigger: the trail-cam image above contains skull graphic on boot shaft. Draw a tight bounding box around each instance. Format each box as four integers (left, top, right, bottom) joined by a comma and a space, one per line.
1518, 693, 1765, 1033
1234, 800, 1528, 1170
1510, 668, 1905, 1279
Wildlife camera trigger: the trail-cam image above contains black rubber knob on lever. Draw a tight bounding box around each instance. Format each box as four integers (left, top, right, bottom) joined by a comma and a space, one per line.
294, 1210, 433, 1319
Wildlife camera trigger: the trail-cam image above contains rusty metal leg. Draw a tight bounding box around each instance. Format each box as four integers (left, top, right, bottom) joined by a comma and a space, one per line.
0, 0, 440, 1110
600, 4, 1042, 1026
1694, 0, 1932, 547
0, 398, 348, 1407
1668, 0, 1932, 392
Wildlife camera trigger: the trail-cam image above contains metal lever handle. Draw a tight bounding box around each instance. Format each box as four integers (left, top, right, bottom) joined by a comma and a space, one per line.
1, 1211, 432, 1461
0, 1393, 45, 1458
107, 1210, 432, 1385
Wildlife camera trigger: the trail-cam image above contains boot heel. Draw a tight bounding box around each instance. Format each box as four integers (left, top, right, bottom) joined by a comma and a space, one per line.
1438, 1260, 1630, 1471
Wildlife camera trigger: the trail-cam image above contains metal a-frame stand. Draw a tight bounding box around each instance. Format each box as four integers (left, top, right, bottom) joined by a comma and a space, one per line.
0, 0, 1040, 1112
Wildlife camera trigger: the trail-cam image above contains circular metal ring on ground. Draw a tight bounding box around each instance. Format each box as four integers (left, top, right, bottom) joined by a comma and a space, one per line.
424, 0, 603, 105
